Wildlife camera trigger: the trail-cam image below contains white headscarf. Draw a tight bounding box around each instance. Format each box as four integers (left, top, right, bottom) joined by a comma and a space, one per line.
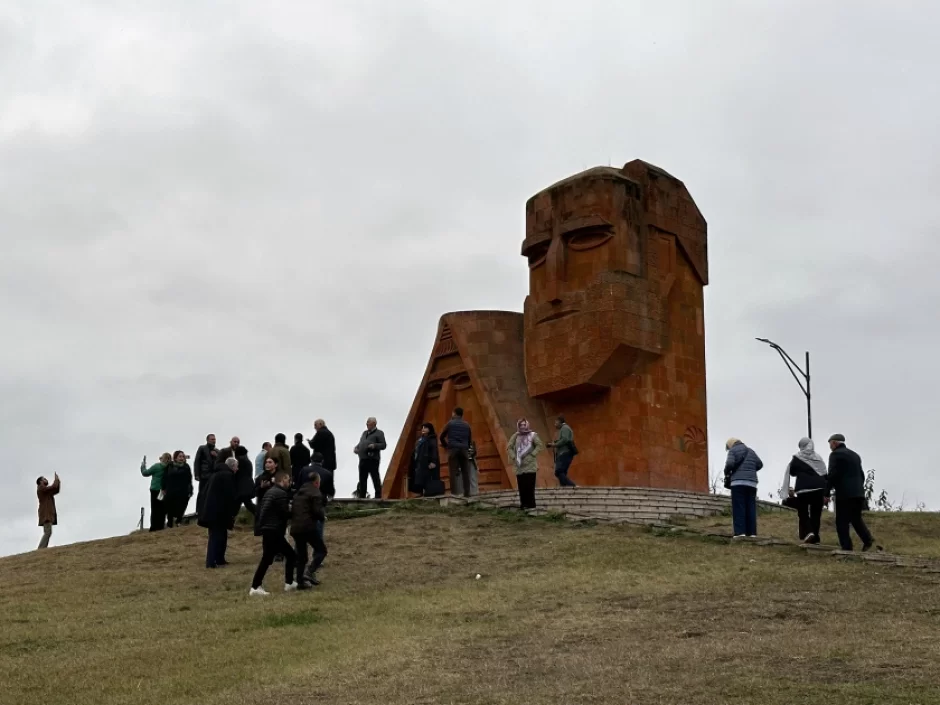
778, 437, 828, 499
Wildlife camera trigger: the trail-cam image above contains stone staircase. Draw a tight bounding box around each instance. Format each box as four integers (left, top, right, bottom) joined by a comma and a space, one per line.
327, 486, 789, 524
461, 486, 788, 523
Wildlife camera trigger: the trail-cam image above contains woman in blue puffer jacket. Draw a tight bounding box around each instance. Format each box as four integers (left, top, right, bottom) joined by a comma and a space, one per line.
723, 438, 763, 538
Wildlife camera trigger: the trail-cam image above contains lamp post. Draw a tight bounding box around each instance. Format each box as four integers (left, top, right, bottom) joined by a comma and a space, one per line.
755, 338, 812, 439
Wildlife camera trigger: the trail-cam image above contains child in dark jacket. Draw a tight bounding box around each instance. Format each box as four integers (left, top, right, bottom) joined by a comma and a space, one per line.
249, 471, 297, 596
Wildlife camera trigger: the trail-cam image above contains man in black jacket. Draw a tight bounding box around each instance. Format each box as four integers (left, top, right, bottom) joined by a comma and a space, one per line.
310, 419, 337, 472
291, 472, 328, 588
290, 433, 311, 485
250, 471, 297, 595
440, 407, 474, 497
194, 433, 218, 515
198, 456, 238, 569
298, 452, 335, 500
826, 433, 879, 551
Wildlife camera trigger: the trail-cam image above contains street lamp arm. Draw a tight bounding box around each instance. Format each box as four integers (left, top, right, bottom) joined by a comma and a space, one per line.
772, 346, 809, 397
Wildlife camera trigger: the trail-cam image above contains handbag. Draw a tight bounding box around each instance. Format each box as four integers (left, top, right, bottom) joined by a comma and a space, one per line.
569, 440, 579, 457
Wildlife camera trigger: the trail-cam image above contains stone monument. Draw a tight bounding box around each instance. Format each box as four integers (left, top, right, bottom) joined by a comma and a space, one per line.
382, 160, 709, 497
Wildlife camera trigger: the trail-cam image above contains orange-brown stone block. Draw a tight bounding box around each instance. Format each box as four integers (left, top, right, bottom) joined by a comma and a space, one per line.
383, 160, 708, 497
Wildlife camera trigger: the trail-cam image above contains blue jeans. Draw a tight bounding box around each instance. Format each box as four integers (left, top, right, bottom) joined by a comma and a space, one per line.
554, 453, 577, 487
730, 486, 757, 536
206, 526, 228, 568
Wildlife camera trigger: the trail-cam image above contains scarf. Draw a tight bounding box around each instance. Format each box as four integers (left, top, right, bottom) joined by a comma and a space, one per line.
778, 437, 828, 499
515, 422, 533, 466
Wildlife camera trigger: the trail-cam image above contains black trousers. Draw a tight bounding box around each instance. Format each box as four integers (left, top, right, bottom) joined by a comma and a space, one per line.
835, 497, 873, 551
517, 472, 537, 509
447, 448, 472, 497
293, 526, 328, 580
796, 492, 824, 540
165, 495, 189, 527
195, 479, 209, 515
206, 526, 228, 567
252, 532, 296, 588
357, 458, 382, 499
149, 490, 166, 531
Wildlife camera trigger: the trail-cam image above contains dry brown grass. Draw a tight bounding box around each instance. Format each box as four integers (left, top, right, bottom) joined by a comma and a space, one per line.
685, 507, 940, 557
2, 506, 940, 705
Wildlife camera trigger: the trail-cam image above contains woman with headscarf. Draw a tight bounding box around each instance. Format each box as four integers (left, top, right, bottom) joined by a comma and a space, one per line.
410, 422, 441, 496
779, 437, 829, 544
140, 452, 172, 531
163, 450, 194, 528
507, 418, 545, 510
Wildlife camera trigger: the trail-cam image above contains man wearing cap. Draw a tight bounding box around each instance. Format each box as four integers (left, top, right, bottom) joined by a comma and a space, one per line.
826, 433, 879, 552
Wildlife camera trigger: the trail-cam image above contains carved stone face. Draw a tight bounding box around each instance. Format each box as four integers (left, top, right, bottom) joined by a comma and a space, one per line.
522, 167, 666, 398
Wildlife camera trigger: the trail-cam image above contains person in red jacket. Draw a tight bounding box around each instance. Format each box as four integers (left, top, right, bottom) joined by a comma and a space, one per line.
36, 473, 61, 550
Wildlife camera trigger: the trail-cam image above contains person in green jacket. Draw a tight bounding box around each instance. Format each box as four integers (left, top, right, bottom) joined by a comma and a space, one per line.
141, 452, 172, 532
507, 418, 545, 510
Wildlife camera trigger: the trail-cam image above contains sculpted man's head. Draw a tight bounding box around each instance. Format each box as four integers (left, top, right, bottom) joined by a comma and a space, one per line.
521, 163, 704, 398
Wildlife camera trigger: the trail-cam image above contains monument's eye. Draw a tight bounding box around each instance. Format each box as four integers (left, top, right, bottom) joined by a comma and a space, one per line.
453, 374, 471, 389
566, 227, 613, 252
525, 241, 550, 269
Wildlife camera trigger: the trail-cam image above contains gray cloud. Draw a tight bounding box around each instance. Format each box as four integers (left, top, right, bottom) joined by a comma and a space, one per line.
2, 0, 939, 555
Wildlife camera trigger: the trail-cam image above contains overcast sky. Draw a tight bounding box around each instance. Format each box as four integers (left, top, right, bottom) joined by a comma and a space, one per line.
2, 1, 938, 556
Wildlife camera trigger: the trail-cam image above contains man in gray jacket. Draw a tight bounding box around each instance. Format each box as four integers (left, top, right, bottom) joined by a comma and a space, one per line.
440, 407, 474, 497
353, 417, 386, 499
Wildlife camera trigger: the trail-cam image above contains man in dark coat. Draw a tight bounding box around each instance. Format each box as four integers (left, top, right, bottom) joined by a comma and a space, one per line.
234, 445, 256, 516
291, 472, 328, 587
214, 436, 243, 470
298, 453, 334, 500
310, 419, 337, 472
826, 433, 879, 551
290, 433, 311, 485
198, 457, 238, 568
250, 471, 298, 595
193, 433, 218, 515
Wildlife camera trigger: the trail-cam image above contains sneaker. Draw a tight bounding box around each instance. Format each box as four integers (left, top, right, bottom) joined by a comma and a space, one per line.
307, 574, 321, 586
284, 582, 298, 592
862, 541, 883, 553
249, 587, 270, 597
297, 581, 311, 591
801, 534, 815, 544
732, 534, 746, 539
747, 535, 757, 538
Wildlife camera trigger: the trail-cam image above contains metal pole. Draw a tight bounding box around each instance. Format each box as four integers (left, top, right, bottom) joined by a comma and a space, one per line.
805, 351, 812, 439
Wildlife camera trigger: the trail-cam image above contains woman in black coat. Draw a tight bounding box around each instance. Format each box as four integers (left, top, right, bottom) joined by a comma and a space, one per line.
163, 450, 194, 528
410, 423, 441, 496
782, 437, 829, 544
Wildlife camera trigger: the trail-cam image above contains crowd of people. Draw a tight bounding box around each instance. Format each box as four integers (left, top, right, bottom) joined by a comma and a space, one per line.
130, 420, 340, 594
34, 412, 880, 563
724, 432, 882, 552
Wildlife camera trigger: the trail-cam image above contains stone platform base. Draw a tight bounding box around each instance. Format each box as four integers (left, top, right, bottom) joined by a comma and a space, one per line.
331, 486, 790, 525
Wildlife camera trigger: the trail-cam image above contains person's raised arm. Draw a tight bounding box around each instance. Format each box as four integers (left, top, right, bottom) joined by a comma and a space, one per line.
50, 474, 61, 495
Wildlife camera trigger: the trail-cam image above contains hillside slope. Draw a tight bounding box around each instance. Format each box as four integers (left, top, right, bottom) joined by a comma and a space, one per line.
2, 506, 940, 705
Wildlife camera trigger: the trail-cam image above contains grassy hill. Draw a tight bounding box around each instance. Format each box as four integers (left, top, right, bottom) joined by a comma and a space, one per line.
2, 505, 940, 705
